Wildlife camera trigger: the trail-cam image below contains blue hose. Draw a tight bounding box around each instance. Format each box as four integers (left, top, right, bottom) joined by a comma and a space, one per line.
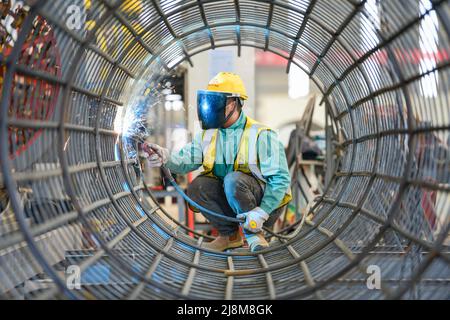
160, 165, 292, 240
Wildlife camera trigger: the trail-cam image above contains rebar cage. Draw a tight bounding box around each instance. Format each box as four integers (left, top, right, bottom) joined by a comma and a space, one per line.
0, 0, 449, 299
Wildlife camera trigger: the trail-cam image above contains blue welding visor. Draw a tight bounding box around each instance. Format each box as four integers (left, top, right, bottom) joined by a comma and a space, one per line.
197, 90, 233, 129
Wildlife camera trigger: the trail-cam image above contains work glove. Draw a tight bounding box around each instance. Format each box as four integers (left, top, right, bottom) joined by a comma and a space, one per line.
236, 207, 269, 233
142, 143, 169, 168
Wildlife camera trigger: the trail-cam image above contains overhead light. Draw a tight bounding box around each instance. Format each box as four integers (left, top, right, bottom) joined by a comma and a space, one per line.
420, 0, 439, 98
288, 0, 310, 99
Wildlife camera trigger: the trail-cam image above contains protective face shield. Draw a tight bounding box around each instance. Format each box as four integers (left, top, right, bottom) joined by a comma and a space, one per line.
197, 90, 238, 129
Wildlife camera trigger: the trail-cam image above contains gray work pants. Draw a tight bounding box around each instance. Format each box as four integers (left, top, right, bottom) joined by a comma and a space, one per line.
187, 171, 284, 236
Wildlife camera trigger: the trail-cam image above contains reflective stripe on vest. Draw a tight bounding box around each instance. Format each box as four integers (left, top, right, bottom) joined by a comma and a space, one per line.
247, 122, 267, 183
201, 129, 217, 176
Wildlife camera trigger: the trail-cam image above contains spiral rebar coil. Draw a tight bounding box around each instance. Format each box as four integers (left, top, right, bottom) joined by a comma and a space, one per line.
0, 0, 449, 300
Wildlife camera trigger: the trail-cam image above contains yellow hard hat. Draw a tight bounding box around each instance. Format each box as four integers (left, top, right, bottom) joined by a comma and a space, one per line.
206, 72, 248, 100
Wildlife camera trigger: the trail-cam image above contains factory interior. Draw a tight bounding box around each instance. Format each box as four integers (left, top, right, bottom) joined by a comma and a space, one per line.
0, 0, 450, 300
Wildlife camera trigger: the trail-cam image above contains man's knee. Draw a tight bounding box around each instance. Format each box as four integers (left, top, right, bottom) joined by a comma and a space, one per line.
223, 172, 263, 212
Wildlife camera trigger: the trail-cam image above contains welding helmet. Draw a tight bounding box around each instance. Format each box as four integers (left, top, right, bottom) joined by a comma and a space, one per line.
197, 72, 248, 129
197, 91, 237, 129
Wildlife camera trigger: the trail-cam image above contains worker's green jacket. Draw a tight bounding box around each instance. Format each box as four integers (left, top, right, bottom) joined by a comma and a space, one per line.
166, 111, 291, 214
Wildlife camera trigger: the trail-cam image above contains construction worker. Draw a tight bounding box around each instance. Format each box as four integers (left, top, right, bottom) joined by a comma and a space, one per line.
145, 72, 292, 252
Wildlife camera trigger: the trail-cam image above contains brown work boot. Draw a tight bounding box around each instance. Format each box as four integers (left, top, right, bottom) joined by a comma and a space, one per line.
244, 232, 269, 252
203, 231, 244, 251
